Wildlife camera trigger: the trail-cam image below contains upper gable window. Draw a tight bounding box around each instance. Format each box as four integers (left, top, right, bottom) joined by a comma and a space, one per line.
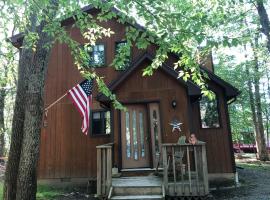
199, 93, 220, 128
86, 44, 105, 67
114, 41, 130, 70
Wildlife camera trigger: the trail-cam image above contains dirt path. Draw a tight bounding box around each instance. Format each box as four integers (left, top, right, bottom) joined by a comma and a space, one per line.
212, 155, 270, 200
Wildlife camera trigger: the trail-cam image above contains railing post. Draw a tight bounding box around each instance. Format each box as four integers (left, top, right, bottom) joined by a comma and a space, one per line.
201, 143, 209, 194
97, 148, 101, 197
106, 147, 112, 194
96, 143, 113, 198
162, 145, 168, 192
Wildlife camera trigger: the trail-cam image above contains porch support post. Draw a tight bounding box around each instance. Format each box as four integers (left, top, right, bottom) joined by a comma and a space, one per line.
202, 143, 209, 194
162, 145, 168, 192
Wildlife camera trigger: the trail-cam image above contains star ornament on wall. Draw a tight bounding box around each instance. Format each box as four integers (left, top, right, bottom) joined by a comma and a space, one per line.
169, 120, 183, 133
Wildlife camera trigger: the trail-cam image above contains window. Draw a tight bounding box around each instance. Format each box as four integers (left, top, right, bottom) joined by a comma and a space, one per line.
199, 93, 220, 128
114, 41, 130, 70
91, 110, 111, 135
86, 44, 105, 67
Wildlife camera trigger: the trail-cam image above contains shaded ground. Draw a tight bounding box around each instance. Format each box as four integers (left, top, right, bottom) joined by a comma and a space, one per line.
1, 153, 270, 199
212, 153, 270, 200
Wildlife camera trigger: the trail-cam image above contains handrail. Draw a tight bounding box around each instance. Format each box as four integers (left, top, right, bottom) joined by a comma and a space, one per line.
162, 142, 205, 147
96, 143, 114, 198
162, 142, 209, 197
96, 142, 114, 148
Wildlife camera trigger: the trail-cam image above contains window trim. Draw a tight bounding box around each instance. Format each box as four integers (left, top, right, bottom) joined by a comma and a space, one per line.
89, 108, 112, 137
86, 43, 107, 68
198, 91, 222, 130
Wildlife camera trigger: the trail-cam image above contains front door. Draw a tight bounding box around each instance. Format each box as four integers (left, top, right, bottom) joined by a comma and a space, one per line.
121, 105, 150, 168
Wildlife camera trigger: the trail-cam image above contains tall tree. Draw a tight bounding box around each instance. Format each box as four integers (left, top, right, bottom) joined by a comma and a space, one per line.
2, 0, 268, 198
251, 36, 269, 160
256, 0, 270, 53
3, 0, 63, 198
4, 13, 38, 200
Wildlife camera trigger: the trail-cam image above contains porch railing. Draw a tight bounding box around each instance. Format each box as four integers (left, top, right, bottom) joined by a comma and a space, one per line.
96, 143, 113, 198
162, 143, 209, 197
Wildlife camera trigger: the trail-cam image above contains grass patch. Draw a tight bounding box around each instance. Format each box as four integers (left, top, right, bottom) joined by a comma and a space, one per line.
237, 162, 270, 171
0, 183, 77, 200
36, 185, 66, 200
0, 182, 86, 200
0, 181, 3, 199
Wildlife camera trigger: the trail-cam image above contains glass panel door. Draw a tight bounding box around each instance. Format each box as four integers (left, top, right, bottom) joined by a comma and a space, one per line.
121, 105, 150, 168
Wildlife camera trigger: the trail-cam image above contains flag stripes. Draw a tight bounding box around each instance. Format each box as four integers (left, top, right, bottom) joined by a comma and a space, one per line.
67, 79, 93, 134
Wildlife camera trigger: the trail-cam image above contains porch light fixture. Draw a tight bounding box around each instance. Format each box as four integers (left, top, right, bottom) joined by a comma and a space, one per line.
171, 100, 177, 109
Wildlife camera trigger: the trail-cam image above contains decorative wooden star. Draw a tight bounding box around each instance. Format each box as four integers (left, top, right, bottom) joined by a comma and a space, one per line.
169, 120, 183, 132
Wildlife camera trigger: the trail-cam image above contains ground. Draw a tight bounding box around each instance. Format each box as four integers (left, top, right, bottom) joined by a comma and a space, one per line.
212, 153, 270, 200
0, 153, 269, 199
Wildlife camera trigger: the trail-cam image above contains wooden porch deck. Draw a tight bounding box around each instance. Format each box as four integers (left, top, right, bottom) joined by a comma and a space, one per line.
96, 143, 209, 199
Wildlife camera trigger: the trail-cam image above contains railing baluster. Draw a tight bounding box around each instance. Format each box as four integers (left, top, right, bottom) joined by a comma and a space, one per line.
186, 146, 191, 195
201, 144, 209, 195
161, 143, 208, 197
180, 146, 184, 195
194, 145, 199, 195
162, 146, 168, 191
172, 146, 176, 195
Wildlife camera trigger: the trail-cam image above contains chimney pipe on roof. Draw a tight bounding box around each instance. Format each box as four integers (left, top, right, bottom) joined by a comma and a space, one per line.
199, 51, 214, 73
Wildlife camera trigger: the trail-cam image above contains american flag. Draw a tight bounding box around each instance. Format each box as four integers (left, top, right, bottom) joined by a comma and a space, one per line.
67, 79, 93, 134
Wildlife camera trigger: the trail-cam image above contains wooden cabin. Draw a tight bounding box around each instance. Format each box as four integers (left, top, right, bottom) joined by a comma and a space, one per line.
11, 5, 239, 199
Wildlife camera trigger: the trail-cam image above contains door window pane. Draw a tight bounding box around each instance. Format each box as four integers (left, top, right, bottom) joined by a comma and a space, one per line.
125, 112, 131, 158
153, 110, 160, 155
132, 111, 138, 160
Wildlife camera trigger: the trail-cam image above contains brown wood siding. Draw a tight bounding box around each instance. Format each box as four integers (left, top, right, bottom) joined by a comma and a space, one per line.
39, 15, 145, 179
112, 60, 191, 168
38, 13, 234, 179
191, 82, 234, 173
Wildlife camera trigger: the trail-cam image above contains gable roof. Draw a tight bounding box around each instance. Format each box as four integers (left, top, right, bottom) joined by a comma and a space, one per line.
96, 53, 201, 102
200, 66, 240, 101
9, 5, 145, 48
10, 5, 239, 102
96, 52, 239, 103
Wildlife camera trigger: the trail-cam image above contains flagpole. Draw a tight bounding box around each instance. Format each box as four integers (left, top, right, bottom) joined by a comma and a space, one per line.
44, 92, 68, 111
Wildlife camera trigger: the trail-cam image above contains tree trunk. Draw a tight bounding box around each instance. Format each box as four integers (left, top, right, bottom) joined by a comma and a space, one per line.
251, 37, 269, 161
267, 71, 270, 146
0, 88, 6, 157
246, 66, 261, 156
256, 0, 270, 53
15, 26, 54, 200
3, 37, 36, 200
14, 2, 58, 199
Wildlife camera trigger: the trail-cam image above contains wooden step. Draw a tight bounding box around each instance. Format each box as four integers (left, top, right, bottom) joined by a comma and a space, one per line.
110, 176, 165, 200
114, 185, 162, 195
121, 168, 158, 177
110, 194, 164, 200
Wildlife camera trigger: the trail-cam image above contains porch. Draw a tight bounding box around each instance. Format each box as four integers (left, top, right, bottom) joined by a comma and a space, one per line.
96, 142, 209, 199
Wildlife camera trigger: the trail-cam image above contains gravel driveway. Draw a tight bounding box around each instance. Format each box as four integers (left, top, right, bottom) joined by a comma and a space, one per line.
212, 155, 270, 200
